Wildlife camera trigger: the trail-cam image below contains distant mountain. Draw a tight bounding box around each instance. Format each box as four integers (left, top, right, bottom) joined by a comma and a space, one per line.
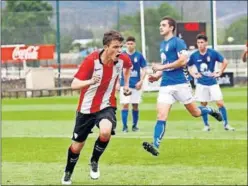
1, 1, 247, 30
47, 1, 247, 27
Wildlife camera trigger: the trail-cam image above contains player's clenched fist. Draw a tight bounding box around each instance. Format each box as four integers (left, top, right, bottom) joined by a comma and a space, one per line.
148, 74, 159, 83
90, 75, 101, 85
123, 86, 132, 96
152, 63, 165, 72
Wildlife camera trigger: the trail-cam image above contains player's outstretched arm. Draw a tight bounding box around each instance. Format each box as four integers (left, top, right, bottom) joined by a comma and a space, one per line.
164, 53, 188, 70
152, 54, 188, 72
148, 71, 162, 83
71, 75, 100, 90
123, 67, 131, 88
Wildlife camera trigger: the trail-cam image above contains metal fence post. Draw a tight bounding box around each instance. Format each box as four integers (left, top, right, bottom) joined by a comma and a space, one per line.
56, 0, 61, 96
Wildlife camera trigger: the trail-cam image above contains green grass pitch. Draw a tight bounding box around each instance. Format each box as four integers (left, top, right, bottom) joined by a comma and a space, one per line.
1, 87, 247, 185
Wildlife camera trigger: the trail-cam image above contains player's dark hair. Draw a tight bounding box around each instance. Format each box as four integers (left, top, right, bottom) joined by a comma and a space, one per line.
103, 30, 124, 46
126, 36, 136, 42
161, 16, 176, 32
196, 34, 208, 41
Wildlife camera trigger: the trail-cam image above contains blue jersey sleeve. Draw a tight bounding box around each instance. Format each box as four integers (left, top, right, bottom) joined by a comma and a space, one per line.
187, 54, 195, 67
214, 50, 224, 63
176, 39, 187, 54
140, 54, 147, 68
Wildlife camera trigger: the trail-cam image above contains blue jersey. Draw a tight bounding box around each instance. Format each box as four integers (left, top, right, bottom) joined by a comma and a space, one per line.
188, 48, 224, 86
160, 36, 189, 86
120, 51, 147, 88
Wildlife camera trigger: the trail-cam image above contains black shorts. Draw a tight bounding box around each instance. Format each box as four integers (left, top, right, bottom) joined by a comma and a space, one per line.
71, 107, 117, 142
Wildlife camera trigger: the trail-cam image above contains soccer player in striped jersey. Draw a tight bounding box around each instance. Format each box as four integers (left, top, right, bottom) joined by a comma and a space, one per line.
61, 30, 132, 184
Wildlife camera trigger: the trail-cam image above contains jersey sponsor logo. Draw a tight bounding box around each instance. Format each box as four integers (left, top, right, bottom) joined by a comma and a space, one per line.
197, 59, 202, 62
200, 63, 212, 76
94, 68, 101, 71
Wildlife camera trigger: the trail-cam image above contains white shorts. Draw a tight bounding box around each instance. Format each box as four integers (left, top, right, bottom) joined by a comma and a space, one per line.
157, 83, 194, 105
194, 84, 223, 102
119, 87, 143, 104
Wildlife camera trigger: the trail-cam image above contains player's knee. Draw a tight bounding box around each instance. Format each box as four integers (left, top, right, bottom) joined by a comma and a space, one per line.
201, 102, 208, 106
71, 141, 85, 153
190, 108, 201, 117
99, 130, 111, 141
191, 111, 200, 117
122, 104, 129, 109
132, 104, 139, 110
216, 100, 224, 108
157, 112, 168, 121
99, 119, 112, 139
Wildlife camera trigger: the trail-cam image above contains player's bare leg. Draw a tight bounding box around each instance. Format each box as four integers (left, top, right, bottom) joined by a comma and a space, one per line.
184, 101, 223, 124
89, 119, 112, 179
216, 100, 235, 131
143, 103, 172, 156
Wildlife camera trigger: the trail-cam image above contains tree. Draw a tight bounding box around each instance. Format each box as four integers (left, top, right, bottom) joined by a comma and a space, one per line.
1, 1, 54, 45
1, 1, 75, 53
118, 2, 180, 62
223, 16, 247, 44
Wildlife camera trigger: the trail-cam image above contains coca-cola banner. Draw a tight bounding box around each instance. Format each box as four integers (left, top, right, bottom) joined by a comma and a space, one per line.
1, 44, 55, 62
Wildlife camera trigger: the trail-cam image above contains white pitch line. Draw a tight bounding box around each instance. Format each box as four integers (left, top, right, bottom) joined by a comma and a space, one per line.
1, 102, 247, 111
2, 134, 247, 140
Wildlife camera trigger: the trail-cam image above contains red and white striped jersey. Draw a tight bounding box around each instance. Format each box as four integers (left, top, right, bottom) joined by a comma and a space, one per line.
74, 50, 132, 114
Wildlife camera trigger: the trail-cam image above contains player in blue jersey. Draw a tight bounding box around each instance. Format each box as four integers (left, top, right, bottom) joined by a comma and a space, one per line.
142, 16, 223, 156
188, 34, 235, 131
119, 36, 147, 132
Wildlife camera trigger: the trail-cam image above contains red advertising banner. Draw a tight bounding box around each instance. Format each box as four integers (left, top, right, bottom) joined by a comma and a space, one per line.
1, 44, 55, 63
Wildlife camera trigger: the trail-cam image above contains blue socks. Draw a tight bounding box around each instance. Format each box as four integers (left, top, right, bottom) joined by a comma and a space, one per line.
153, 120, 166, 149
198, 106, 213, 127
199, 105, 228, 126
122, 109, 139, 129
219, 106, 228, 126
202, 114, 209, 126
121, 110, 128, 129
132, 110, 139, 128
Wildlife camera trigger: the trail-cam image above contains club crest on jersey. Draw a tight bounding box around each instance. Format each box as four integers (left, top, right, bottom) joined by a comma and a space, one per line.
207, 56, 211, 62
134, 57, 138, 63
165, 44, 169, 52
